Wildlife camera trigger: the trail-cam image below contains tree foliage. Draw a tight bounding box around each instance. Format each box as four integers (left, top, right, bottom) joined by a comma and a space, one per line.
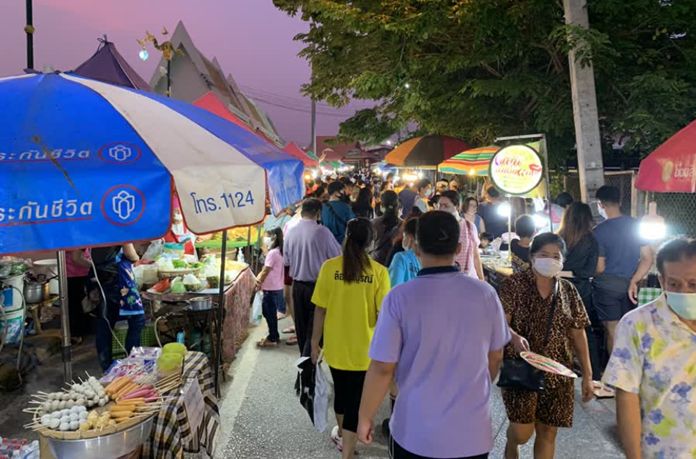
274, 0, 696, 163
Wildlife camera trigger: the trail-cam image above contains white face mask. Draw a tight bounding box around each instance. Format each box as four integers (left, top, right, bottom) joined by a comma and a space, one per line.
533, 257, 564, 278
597, 205, 608, 219
665, 291, 696, 320
263, 236, 273, 248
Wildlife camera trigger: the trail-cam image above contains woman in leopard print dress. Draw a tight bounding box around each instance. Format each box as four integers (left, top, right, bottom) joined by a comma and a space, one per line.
500, 233, 594, 459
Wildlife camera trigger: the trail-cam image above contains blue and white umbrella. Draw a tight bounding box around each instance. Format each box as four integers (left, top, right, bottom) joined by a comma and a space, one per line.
0, 72, 304, 255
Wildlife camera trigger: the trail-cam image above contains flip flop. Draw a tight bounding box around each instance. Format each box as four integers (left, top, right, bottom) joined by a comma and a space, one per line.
257, 338, 279, 348
285, 335, 298, 345
282, 326, 295, 334
593, 382, 615, 399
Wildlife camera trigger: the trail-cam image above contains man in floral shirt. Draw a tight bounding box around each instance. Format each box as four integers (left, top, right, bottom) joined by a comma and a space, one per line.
603, 237, 696, 458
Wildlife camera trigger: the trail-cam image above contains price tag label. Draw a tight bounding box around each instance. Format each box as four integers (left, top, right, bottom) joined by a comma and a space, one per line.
182, 377, 205, 433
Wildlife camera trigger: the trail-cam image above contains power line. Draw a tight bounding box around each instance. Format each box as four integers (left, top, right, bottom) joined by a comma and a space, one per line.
240, 84, 357, 112
250, 95, 357, 118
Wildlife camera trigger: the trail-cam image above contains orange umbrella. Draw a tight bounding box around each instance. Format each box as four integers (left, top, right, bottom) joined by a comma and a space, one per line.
385, 135, 469, 167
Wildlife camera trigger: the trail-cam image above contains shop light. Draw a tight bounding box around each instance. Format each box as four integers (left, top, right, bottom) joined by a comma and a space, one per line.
138, 49, 149, 61
639, 202, 667, 241
402, 173, 418, 183
468, 169, 475, 176
497, 202, 511, 217
533, 214, 548, 229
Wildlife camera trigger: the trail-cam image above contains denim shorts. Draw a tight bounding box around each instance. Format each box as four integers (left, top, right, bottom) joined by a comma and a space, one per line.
592, 275, 632, 322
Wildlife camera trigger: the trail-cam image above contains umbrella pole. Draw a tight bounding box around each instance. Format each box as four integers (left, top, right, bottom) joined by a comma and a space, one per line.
541, 135, 553, 229
214, 232, 228, 397
56, 250, 72, 383
507, 196, 513, 264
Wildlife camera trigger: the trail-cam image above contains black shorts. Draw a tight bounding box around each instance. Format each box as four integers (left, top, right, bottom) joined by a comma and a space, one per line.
593, 275, 633, 322
329, 367, 366, 433
284, 265, 293, 286
389, 439, 488, 459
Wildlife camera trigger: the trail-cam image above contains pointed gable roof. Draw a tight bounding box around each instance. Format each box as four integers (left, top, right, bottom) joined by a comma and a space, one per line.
74, 38, 151, 90
148, 22, 285, 145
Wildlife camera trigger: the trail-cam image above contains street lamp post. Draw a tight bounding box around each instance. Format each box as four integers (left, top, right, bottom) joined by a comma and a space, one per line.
25, 0, 34, 70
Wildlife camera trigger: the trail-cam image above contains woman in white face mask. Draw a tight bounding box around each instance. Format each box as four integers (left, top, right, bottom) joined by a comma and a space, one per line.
499, 232, 594, 459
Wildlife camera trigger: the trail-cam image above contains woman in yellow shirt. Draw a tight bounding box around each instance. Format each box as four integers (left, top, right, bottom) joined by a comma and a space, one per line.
311, 218, 391, 458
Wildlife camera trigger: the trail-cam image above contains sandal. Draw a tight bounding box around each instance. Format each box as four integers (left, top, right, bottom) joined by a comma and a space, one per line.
285, 335, 298, 346
282, 326, 295, 334
257, 338, 279, 348
593, 381, 615, 399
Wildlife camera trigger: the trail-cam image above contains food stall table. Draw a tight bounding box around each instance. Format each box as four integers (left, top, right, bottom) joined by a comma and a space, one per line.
481, 254, 513, 291
142, 267, 255, 364
144, 351, 219, 459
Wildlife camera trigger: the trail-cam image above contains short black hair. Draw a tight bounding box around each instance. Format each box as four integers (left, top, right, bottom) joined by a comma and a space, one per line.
479, 232, 492, 241
515, 215, 536, 238
596, 185, 621, 205
487, 187, 500, 199
301, 198, 322, 217
530, 232, 567, 257
555, 192, 574, 208
657, 237, 696, 275
328, 181, 345, 196
417, 179, 432, 191
403, 217, 419, 237
416, 211, 460, 256
438, 190, 461, 208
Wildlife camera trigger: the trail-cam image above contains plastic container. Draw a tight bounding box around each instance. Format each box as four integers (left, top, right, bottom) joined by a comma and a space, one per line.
0, 276, 24, 312
0, 308, 24, 345
162, 342, 186, 357
157, 353, 183, 377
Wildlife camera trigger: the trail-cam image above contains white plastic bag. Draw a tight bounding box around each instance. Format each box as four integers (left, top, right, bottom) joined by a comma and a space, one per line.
250, 291, 263, 325
313, 353, 332, 433
142, 240, 164, 262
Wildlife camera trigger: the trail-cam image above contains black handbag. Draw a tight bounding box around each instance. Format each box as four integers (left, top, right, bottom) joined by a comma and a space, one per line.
497, 283, 558, 392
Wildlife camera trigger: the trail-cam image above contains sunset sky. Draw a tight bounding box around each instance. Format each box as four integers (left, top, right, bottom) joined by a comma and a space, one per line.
0, 0, 366, 145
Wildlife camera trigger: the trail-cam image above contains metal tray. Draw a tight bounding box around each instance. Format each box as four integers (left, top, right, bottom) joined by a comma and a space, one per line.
46, 415, 154, 459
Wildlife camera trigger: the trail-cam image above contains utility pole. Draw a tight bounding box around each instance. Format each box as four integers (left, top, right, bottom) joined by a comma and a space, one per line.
25, 0, 34, 70
310, 99, 317, 156
563, 0, 605, 202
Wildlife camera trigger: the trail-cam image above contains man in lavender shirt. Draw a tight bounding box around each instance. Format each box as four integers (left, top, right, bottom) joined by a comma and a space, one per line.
358, 211, 510, 459
284, 198, 342, 355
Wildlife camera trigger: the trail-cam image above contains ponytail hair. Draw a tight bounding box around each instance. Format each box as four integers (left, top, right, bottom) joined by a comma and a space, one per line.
342, 218, 373, 283
268, 227, 283, 255
380, 190, 400, 231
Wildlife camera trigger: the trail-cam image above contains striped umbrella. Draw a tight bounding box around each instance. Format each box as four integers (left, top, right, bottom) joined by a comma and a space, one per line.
385, 135, 469, 168
438, 146, 499, 176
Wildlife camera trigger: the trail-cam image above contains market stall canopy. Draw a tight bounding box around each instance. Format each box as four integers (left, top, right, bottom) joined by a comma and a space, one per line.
636, 119, 696, 192
438, 146, 498, 176
73, 38, 152, 91
193, 91, 255, 134
385, 135, 469, 167
283, 142, 318, 167
0, 73, 304, 255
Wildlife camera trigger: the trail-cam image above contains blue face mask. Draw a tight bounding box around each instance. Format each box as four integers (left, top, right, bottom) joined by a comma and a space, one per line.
665, 291, 696, 320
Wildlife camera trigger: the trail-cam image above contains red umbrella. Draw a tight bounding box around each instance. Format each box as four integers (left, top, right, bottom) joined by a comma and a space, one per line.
636, 119, 696, 193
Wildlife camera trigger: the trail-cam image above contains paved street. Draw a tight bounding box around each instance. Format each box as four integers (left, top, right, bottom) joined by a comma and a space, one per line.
217, 321, 624, 459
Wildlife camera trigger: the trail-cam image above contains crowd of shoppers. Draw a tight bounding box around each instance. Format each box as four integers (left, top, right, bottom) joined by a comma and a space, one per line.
251, 170, 687, 459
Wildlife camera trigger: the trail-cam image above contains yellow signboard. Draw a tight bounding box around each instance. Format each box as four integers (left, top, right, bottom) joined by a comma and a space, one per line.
489, 144, 544, 195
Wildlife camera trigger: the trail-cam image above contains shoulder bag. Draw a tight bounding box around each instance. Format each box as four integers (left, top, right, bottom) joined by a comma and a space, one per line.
497, 282, 559, 392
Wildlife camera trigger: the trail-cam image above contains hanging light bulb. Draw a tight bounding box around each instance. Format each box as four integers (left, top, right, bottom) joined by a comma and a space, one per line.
138, 48, 149, 61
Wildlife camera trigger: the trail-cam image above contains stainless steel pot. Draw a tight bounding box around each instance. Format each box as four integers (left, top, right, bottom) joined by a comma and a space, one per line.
24, 281, 48, 304
46, 415, 155, 459
187, 296, 212, 311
